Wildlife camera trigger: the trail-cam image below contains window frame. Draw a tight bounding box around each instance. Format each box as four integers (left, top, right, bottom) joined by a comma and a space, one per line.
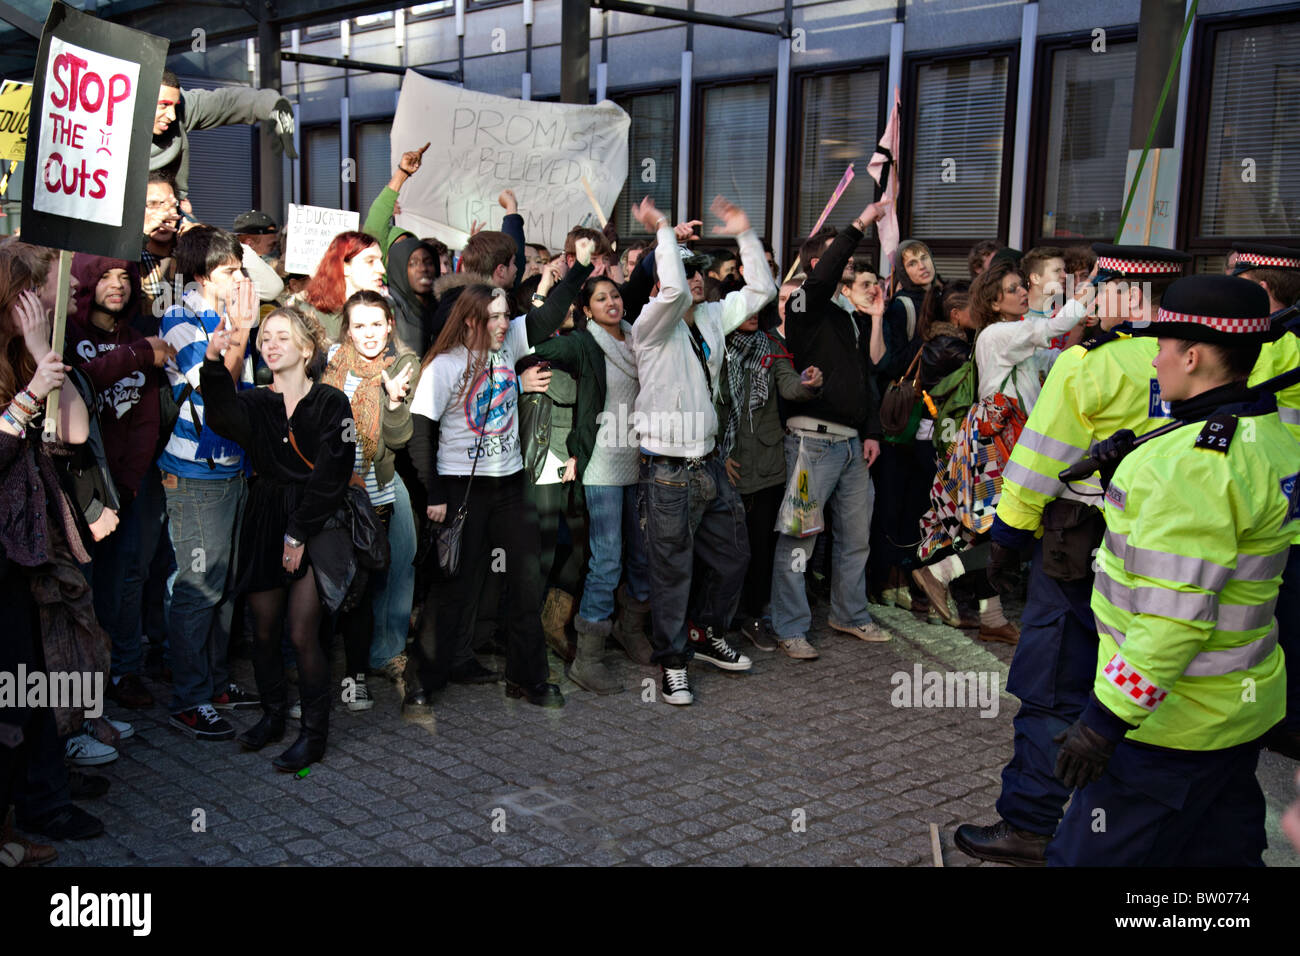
349, 115, 397, 213
607, 81, 681, 244
785, 57, 888, 267
302, 122, 343, 211
899, 42, 1019, 268
690, 72, 778, 246
1177, 6, 1300, 263
1023, 25, 1139, 250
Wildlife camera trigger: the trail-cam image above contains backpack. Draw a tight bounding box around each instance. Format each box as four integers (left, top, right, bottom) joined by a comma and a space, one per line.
929, 355, 977, 451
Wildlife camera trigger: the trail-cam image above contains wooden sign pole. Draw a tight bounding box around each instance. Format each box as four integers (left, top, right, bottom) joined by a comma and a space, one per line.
41, 248, 71, 443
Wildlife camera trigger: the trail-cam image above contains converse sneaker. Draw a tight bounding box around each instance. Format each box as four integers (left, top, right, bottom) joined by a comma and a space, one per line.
688, 622, 752, 671
347, 674, 375, 712
828, 618, 892, 643
211, 682, 260, 710
169, 704, 236, 740
64, 733, 118, 767
661, 666, 693, 706
83, 718, 134, 742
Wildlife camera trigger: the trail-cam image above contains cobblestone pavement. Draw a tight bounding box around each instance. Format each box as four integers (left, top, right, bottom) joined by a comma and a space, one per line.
39, 598, 1300, 867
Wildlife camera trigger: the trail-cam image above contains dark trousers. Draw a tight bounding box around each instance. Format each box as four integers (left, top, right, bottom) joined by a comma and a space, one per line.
424, 472, 548, 688
869, 439, 935, 594
996, 543, 1098, 835
739, 483, 782, 619
1047, 741, 1266, 866
638, 454, 749, 665
528, 480, 588, 594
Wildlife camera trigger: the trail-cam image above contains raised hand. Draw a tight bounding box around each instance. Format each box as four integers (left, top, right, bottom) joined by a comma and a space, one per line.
226, 274, 258, 330
710, 195, 751, 237
674, 220, 703, 243
383, 363, 414, 407
574, 236, 595, 267
633, 197, 665, 234
27, 351, 69, 400
399, 142, 430, 176
15, 289, 53, 362
205, 315, 233, 361
498, 189, 519, 215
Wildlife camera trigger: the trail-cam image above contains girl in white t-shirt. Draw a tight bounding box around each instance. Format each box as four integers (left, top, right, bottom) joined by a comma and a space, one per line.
408, 284, 562, 708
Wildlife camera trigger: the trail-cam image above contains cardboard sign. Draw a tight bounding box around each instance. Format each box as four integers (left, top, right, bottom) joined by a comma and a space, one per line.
20, 2, 166, 259
390, 72, 630, 254
0, 81, 32, 161
284, 203, 360, 276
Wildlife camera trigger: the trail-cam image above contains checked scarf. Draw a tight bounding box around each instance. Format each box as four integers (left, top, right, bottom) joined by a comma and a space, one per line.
721, 330, 774, 459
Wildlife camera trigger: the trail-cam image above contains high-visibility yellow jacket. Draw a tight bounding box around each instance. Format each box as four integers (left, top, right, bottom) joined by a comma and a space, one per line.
1249, 332, 1300, 444
1089, 408, 1300, 750
996, 334, 1168, 537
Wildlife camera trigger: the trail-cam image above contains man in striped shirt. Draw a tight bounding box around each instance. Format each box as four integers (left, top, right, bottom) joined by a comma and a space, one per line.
159, 227, 260, 741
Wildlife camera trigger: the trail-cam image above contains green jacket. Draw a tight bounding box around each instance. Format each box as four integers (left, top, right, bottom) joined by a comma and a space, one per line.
362, 185, 410, 259
530, 329, 607, 480
717, 331, 818, 495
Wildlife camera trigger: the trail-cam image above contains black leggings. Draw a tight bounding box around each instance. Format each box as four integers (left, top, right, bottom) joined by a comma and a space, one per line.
246, 572, 328, 691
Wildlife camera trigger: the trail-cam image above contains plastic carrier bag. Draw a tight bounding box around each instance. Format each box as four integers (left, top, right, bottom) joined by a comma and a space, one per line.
775, 435, 825, 538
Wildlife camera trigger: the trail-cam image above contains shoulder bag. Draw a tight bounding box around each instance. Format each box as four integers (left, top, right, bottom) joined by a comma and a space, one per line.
287, 429, 390, 572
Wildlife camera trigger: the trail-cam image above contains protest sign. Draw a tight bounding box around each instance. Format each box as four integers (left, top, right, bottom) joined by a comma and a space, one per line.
390, 72, 630, 254
20, 1, 166, 259
0, 81, 32, 162
284, 203, 361, 276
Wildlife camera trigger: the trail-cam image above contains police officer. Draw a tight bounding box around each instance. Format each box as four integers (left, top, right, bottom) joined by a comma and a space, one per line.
1234, 242, 1300, 760
1048, 275, 1298, 865
953, 245, 1190, 865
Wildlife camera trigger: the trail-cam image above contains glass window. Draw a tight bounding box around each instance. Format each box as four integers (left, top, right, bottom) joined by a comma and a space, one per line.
911, 57, 1009, 239
409, 1, 453, 17
1041, 43, 1137, 240
307, 127, 341, 209
797, 70, 880, 242
699, 82, 771, 237
354, 13, 393, 29
355, 122, 393, 213
612, 91, 676, 241
1199, 22, 1300, 236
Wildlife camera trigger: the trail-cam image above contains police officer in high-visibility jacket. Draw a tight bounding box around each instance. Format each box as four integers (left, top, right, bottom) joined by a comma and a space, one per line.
953, 245, 1190, 866
1048, 275, 1299, 866
1234, 243, 1300, 760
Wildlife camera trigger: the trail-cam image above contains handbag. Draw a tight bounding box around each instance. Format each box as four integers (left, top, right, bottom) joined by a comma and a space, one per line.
435, 427, 485, 579
518, 390, 555, 483
287, 430, 390, 572
880, 347, 926, 438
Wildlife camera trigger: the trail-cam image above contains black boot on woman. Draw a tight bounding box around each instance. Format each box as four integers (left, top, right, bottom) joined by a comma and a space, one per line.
272, 686, 330, 771
238, 643, 287, 751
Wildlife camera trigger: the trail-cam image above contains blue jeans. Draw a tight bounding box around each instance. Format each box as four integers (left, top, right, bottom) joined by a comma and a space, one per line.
637, 454, 749, 664
579, 483, 648, 622
770, 433, 874, 639
369, 473, 416, 669
164, 473, 246, 712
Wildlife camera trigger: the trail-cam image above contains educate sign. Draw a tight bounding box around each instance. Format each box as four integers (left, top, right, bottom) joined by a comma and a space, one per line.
390, 72, 630, 254
284, 203, 360, 276
0, 80, 32, 161
20, 2, 166, 259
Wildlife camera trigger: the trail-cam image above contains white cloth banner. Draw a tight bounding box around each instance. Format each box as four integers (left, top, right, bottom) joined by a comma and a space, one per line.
284, 203, 360, 276
32, 38, 140, 227
390, 73, 630, 254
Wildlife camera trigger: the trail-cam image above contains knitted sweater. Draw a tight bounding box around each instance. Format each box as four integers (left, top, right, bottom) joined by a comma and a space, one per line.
584, 321, 639, 486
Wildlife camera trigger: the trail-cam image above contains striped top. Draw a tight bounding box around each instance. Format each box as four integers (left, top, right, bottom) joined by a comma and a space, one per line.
158, 292, 255, 479
331, 345, 397, 508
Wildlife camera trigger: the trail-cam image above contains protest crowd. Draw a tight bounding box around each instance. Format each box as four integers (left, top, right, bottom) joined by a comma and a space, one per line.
2, 66, 1299, 870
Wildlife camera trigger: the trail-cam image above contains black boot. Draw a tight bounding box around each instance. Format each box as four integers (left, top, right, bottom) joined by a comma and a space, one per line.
239, 639, 287, 751
953, 820, 1050, 866
273, 686, 329, 772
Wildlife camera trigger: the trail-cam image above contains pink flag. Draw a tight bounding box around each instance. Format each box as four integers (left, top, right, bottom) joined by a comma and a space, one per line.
869, 86, 901, 271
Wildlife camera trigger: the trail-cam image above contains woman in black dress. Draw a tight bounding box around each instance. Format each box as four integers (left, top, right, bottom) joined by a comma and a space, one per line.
200, 305, 353, 772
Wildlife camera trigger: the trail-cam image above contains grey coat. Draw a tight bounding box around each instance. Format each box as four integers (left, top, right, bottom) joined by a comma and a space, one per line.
151, 86, 285, 197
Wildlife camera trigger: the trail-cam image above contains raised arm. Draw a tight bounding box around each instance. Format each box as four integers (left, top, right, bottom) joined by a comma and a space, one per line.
716, 197, 778, 336
366, 143, 428, 257
525, 239, 595, 344
499, 190, 526, 291
629, 198, 689, 350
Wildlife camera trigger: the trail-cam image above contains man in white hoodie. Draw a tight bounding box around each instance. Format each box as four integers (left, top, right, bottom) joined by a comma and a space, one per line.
629, 195, 777, 706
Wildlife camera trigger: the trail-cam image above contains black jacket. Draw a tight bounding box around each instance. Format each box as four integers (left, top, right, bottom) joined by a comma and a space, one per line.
784, 223, 882, 439
918, 321, 973, 395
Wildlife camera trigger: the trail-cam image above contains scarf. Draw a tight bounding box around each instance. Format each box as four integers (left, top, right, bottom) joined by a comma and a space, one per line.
721, 330, 773, 459
587, 320, 637, 380
321, 341, 394, 468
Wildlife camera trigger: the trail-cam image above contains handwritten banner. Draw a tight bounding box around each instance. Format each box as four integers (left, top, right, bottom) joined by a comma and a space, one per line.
21, 2, 166, 259
284, 203, 360, 276
390, 72, 630, 254
0, 80, 32, 161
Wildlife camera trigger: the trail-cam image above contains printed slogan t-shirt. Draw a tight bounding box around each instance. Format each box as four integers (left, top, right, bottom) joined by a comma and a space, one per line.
410, 316, 527, 477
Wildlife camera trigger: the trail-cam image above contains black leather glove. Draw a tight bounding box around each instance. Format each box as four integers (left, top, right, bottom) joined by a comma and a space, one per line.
987, 541, 1023, 597
1053, 719, 1117, 789
269, 97, 298, 159
1089, 427, 1136, 492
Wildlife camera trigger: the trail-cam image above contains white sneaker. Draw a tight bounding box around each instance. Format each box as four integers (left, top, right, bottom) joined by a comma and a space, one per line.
828, 618, 892, 643
347, 674, 375, 712
289, 701, 301, 720
778, 636, 820, 660
104, 718, 134, 740
661, 667, 693, 706
64, 733, 118, 767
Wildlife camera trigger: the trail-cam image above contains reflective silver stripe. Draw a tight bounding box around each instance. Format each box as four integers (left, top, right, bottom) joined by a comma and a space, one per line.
1104, 529, 1233, 591
1002, 460, 1065, 498
1097, 620, 1278, 677
1016, 426, 1088, 463
1094, 569, 1218, 622
1105, 530, 1287, 587
1279, 407, 1300, 426
1218, 596, 1277, 633
1060, 481, 1102, 504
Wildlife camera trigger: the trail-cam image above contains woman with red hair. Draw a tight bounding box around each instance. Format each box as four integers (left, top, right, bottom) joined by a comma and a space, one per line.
289, 230, 386, 341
